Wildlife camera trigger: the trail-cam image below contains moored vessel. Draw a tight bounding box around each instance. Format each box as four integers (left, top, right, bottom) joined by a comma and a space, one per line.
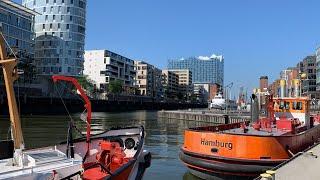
0, 32, 151, 179
181, 84, 320, 179
209, 93, 226, 110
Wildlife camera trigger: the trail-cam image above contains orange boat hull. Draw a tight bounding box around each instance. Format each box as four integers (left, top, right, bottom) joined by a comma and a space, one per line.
180, 123, 320, 177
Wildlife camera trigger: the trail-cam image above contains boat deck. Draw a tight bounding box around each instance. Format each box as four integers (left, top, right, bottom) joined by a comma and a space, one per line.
0, 147, 82, 179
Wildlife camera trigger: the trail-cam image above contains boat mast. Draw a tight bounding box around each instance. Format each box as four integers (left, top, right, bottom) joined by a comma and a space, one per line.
0, 33, 24, 149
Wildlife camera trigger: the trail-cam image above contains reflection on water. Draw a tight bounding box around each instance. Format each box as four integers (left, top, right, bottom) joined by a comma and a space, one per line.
0, 111, 212, 179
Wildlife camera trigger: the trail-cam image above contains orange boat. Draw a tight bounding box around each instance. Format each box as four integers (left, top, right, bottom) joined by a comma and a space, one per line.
180, 94, 320, 179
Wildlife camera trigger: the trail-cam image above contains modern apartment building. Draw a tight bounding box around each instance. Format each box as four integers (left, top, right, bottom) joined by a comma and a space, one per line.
168, 69, 192, 99
134, 61, 162, 98
168, 54, 224, 85
316, 47, 320, 91
268, 79, 280, 97
0, 0, 36, 83
23, 0, 87, 76
193, 83, 220, 102
84, 50, 136, 93
280, 67, 299, 97
297, 55, 318, 99
162, 70, 179, 99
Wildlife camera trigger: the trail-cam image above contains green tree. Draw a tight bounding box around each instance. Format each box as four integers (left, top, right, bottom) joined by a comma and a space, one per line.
77, 75, 95, 93
108, 80, 123, 94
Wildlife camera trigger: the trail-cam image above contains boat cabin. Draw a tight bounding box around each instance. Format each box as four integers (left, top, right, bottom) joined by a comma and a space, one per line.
272, 97, 309, 125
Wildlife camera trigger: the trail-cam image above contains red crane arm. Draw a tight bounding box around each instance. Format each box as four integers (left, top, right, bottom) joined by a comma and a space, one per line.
52, 75, 92, 153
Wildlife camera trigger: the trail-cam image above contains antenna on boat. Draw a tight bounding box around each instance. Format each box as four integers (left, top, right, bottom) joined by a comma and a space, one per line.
0, 32, 24, 150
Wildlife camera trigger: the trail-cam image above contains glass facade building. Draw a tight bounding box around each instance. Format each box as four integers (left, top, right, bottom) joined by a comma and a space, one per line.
23, 0, 86, 76
168, 55, 224, 85
0, 0, 35, 82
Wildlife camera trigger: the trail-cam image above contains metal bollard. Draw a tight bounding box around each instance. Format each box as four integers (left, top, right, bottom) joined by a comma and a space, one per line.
266, 170, 276, 180
260, 173, 272, 180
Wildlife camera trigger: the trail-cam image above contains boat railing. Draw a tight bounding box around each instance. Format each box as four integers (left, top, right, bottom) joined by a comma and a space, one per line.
190, 121, 250, 132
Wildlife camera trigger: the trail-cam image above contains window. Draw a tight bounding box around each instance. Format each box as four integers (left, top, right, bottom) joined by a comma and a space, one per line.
50, 23, 52, 29
71, 0, 73, 4
279, 101, 290, 110
62, 0, 64, 3
46, 0, 49, 4
67, 7, 70, 13
61, 15, 64, 21
79, 0, 85, 8
53, 15, 55, 20
58, 6, 61, 13
54, 0, 56, 3
50, 6, 53, 12
58, 23, 61, 29
70, 16, 72, 21
293, 102, 303, 110
42, 24, 45, 30
66, 24, 69, 29
43, 7, 46, 12
60, 32, 63, 37
45, 15, 48, 21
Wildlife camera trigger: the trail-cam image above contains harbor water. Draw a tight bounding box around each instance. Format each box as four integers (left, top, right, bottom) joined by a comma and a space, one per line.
0, 110, 212, 180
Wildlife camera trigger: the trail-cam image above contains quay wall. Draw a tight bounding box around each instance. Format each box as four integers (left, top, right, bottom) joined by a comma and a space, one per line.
0, 96, 207, 115
158, 110, 250, 124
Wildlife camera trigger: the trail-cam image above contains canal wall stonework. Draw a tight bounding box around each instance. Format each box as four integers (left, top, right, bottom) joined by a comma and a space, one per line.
0, 96, 207, 115
158, 110, 250, 124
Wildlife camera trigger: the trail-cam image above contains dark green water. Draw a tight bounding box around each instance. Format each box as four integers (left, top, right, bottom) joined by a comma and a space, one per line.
0, 111, 212, 179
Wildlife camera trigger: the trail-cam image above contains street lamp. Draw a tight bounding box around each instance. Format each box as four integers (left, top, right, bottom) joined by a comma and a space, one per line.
299, 73, 307, 97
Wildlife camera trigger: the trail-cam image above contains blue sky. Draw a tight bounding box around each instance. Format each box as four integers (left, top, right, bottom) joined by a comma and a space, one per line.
16, 0, 320, 95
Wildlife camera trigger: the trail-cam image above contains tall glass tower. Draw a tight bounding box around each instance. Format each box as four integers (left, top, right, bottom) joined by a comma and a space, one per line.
168, 54, 224, 85
22, 0, 86, 76
0, 0, 36, 84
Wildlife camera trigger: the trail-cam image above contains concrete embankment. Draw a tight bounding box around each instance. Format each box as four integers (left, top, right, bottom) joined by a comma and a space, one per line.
0, 96, 207, 115
158, 110, 250, 124
255, 142, 320, 180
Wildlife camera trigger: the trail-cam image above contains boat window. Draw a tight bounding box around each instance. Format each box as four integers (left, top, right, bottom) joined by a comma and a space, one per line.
279, 101, 284, 109
292, 101, 303, 110
285, 102, 290, 110
279, 101, 290, 110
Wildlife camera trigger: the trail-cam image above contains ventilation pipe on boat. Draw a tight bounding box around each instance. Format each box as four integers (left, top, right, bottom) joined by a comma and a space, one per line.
292, 79, 300, 97
280, 79, 286, 98
251, 94, 259, 122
